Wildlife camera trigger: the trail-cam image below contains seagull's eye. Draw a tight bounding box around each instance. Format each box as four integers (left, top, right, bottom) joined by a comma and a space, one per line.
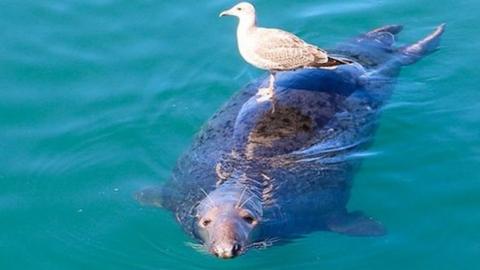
237, 7, 242, 11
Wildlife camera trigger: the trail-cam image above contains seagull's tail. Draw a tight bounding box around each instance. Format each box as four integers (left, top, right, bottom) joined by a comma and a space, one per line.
312, 56, 352, 67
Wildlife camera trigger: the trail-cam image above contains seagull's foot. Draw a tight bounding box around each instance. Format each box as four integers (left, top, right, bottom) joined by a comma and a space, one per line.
256, 87, 274, 103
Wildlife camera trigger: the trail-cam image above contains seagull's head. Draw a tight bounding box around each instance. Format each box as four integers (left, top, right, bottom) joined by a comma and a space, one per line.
219, 2, 256, 22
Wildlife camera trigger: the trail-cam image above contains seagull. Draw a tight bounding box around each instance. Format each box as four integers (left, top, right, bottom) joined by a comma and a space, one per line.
219, 2, 348, 104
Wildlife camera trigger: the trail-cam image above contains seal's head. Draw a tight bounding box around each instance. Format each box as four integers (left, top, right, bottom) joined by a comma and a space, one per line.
194, 186, 262, 259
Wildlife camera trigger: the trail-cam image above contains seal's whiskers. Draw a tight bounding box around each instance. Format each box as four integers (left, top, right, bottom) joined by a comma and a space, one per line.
239, 195, 254, 209
185, 242, 209, 254
247, 237, 280, 249
199, 188, 215, 206
236, 187, 249, 208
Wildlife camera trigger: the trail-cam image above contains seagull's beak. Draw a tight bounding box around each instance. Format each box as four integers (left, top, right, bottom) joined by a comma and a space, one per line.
219, 9, 231, 17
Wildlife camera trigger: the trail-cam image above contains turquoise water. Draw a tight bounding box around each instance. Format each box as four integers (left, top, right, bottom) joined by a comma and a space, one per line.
1, 0, 479, 269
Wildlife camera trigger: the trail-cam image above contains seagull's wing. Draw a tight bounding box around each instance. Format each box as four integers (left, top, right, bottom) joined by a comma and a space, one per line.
253, 28, 329, 70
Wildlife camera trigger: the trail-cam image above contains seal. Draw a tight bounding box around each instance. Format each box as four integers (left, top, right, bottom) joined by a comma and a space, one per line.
137, 24, 445, 259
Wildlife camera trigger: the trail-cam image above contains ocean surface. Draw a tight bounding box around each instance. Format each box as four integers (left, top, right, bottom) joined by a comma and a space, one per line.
1, 0, 479, 269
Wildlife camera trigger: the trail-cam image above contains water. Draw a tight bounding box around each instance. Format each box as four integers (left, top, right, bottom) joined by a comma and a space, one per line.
1, 0, 479, 269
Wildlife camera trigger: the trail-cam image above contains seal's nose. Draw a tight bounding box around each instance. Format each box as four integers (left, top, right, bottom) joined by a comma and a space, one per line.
212, 243, 241, 259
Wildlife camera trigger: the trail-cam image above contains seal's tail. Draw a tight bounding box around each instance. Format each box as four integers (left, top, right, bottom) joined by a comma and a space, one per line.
398, 23, 446, 65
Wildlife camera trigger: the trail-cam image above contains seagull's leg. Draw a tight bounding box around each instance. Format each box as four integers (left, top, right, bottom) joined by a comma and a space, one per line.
256, 72, 276, 109
268, 72, 276, 113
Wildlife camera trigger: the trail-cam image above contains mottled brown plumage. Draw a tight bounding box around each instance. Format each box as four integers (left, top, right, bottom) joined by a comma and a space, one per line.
246, 27, 344, 70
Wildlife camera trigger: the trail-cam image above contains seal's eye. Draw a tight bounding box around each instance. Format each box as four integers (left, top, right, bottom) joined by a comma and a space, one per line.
200, 219, 211, 227
242, 215, 255, 225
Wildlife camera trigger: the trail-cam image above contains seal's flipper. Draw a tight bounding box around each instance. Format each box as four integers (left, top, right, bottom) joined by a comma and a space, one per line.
326, 211, 386, 236
135, 186, 167, 208
399, 23, 446, 65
